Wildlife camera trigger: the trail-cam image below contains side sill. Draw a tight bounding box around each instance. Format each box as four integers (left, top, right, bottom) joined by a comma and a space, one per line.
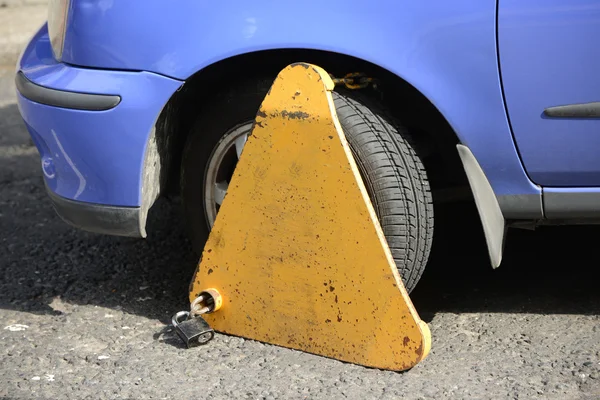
496, 193, 543, 219
544, 188, 600, 219
456, 144, 506, 268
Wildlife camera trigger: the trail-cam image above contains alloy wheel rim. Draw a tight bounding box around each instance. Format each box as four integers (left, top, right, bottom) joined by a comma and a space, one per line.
203, 121, 253, 227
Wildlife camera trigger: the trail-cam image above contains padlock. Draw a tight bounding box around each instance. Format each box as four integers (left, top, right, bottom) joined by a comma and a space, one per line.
171, 311, 214, 348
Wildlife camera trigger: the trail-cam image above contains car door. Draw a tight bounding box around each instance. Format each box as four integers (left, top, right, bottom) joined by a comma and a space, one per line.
498, 0, 600, 187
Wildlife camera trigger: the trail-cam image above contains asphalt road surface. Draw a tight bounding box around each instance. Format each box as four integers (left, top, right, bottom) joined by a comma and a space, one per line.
1, 67, 600, 400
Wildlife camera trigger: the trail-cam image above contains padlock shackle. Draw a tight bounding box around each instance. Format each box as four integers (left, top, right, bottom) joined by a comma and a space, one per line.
171, 310, 190, 327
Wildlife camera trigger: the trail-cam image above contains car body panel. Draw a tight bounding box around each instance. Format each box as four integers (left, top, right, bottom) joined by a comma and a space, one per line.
60, 0, 541, 207
498, 0, 600, 187
17, 25, 182, 206
17, 0, 600, 269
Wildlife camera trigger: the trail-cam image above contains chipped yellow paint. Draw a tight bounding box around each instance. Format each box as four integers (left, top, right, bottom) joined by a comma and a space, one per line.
189, 63, 431, 371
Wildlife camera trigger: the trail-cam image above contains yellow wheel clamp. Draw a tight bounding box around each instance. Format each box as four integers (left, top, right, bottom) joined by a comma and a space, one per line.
172, 63, 431, 372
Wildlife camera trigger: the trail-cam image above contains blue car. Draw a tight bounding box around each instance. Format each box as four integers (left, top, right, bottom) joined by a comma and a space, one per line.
15, 0, 600, 293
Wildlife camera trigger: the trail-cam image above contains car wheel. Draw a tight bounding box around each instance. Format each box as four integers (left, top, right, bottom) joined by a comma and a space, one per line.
180, 79, 434, 293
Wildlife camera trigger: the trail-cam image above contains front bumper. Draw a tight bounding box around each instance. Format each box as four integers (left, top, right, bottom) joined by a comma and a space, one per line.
16, 24, 182, 237
46, 183, 143, 237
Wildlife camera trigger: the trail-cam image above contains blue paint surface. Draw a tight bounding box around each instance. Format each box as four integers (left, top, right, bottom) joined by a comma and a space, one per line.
17, 25, 182, 206
59, 0, 539, 197
498, 0, 600, 187
24, 0, 600, 214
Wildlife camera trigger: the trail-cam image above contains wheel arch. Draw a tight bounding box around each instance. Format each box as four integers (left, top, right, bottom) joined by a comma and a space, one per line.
144, 47, 513, 271
151, 48, 465, 198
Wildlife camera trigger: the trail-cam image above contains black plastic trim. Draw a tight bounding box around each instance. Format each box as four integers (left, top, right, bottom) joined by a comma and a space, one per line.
15, 71, 121, 111
543, 102, 600, 118
46, 186, 145, 238
496, 193, 543, 219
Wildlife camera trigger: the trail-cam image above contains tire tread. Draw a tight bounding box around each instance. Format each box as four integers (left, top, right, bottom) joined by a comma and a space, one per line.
333, 91, 433, 292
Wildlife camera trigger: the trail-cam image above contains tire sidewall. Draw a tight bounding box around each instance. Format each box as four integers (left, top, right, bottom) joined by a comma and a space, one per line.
181, 80, 273, 250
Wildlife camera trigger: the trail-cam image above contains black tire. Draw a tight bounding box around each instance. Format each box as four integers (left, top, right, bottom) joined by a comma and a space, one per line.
180, 79, 434, 293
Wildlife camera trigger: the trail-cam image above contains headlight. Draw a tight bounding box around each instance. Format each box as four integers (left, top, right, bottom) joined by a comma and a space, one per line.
47, 0, 70, 61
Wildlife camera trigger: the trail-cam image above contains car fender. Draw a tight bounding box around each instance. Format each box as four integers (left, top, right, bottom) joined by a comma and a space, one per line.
64, 0, 539, 206
66, 0, 541, 264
